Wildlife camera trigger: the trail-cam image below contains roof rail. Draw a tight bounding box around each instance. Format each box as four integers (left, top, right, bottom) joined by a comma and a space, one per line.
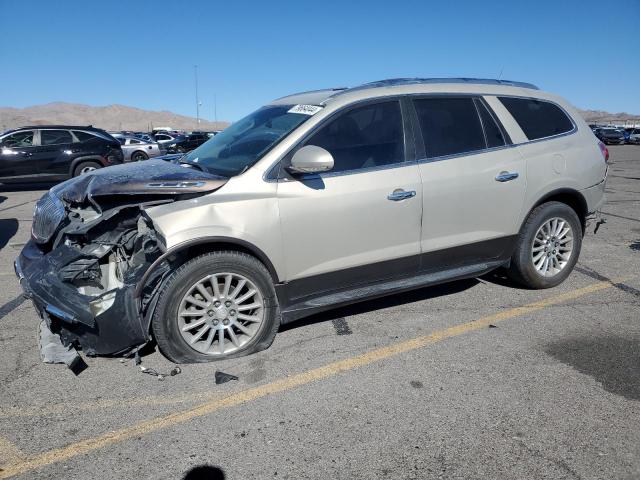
332, 78, 539, 97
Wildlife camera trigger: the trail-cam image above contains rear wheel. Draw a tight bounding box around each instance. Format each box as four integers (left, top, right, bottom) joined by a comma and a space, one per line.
507, 201, 582, 289
131, 151, 148, 161
72, 161, 101, 177
152, 251, 280, 363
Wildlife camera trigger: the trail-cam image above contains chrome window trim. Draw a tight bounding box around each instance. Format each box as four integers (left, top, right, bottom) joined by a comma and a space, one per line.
262, 91, 580, 181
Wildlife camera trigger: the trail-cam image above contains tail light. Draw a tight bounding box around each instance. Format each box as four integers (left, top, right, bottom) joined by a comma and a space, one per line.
598, 141, 610, 164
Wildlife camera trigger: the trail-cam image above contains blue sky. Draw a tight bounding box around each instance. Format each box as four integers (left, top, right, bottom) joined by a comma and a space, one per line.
0, 0, 638, 121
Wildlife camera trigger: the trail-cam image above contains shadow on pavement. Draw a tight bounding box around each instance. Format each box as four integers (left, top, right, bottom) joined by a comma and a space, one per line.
0, 182, 56, 193
0, 195, 6, 205
0, 218, 19, 250
183, 465, 226, 479
545, 336, 640, 401
280, 277, 479, 332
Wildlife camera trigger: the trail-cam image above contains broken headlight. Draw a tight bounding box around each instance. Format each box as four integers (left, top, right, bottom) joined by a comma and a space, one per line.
32, 192, 66, 244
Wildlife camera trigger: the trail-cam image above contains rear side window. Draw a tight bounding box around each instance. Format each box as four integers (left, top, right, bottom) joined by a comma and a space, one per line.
305, 100, 405, 173
41, 130, 73, 145
498, 97, 574, 140
413, 97, 485, 158
475, 99, 506, 148
72, 130, 96, 142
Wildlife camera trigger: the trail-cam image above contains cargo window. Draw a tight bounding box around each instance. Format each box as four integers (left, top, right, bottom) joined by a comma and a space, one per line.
498, 97, 574, 140
72, 130, 96, 142
413, 97, 486, 158
305, 100, 405, 173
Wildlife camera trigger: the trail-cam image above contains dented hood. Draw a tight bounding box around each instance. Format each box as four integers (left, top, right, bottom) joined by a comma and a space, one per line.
52, 159, 227, 204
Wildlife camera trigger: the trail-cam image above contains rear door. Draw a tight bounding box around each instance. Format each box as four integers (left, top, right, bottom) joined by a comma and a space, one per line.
277, 99, 423, 298
0, 130, 37, 179
413, 96, 526, 268
34, 129, 76, 176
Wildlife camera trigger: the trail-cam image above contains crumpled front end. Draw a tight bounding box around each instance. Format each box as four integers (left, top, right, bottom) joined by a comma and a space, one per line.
16, 211, 167, 356
15, 160, 227, 357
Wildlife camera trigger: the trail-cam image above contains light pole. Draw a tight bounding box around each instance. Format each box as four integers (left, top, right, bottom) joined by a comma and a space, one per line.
194, 65, 200, 127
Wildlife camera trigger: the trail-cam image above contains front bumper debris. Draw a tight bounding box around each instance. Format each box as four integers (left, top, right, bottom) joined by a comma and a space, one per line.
39, 319, 88, 375
16, 240, 152, 357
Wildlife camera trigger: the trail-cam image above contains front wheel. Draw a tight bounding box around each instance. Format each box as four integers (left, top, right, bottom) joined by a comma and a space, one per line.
507, 201, 582, 289
131, 151, 148, 161
152, 251, 280, 363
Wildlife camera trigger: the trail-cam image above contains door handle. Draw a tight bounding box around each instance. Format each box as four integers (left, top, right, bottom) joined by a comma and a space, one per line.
495, 171, 519, 182
387, 189, 416, 201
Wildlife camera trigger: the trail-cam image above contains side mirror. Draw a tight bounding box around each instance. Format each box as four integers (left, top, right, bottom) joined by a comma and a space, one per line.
286, 145, 334, 174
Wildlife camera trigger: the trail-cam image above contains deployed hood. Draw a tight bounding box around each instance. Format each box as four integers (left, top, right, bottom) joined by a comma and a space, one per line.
53, 159, 227, 205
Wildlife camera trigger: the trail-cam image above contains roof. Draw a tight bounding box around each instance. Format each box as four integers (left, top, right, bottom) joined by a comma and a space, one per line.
271, 78, 540, 107
12, 125, 105, 131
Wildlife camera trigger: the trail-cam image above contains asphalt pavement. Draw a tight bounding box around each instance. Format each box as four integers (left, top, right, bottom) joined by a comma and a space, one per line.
0, 146, 639, 479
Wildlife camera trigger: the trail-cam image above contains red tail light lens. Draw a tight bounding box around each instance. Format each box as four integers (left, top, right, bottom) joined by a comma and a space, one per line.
598, 141, 610, 164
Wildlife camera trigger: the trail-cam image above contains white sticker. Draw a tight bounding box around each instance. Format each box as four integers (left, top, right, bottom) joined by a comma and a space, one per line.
287, 104, 323, 115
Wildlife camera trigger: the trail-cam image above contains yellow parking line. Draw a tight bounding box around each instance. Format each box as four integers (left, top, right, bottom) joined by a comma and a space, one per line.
0, 279, 624, 478
0, 438, 25, 467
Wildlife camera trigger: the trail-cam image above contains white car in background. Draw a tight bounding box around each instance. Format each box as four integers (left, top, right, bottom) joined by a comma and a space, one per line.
112, 134, 165, 161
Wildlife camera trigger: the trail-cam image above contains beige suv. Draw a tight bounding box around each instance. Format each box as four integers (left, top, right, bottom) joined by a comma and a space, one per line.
16, 78, 608, 364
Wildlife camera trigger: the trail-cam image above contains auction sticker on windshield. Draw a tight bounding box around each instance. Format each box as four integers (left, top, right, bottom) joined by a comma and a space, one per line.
287, 104, 323, 115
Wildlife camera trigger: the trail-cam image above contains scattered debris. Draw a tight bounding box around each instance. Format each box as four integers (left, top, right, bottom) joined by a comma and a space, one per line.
39, 320, 88, 375
489, 324, 498, 328
410, 380, 424, 389
139, 365, 181, 381
215, 371, 239, 384
594, 217, 606, 234
332, 317, 353, 335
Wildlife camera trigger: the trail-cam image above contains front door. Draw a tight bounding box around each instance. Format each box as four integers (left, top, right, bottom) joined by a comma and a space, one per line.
0, 130, 37, 180
277, 99, 423, 300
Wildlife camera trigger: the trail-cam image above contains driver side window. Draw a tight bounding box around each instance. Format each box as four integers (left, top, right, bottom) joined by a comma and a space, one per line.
305, 100, 405, 174
1, 131, 35, 148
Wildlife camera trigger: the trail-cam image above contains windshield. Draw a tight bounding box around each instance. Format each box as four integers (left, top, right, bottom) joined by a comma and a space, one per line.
181, 105, 315, 176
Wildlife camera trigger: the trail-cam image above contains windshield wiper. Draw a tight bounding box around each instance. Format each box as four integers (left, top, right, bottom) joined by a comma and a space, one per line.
178, 158, 211, 174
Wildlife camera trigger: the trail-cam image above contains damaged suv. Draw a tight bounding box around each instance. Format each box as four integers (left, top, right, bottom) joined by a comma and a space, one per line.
16, 78, 608, 364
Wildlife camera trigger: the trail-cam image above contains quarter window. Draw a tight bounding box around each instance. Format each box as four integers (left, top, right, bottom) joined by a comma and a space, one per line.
41, 130, 73, 145
413, 97, 486, 158
305, 100, 405, 173
72, 130, 96, 142
498, 97, 574, 140
1, 131, 34, 148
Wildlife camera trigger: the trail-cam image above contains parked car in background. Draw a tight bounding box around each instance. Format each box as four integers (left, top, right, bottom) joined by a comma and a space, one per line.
593, 127, 626, 145
164, 133, 209, 153
133, 133, 156, 143
112, 134, 165, 161
16, 78, 608, 363
628, 128, 640, 144
0, 126, 123, 183
153, 132, 180, 145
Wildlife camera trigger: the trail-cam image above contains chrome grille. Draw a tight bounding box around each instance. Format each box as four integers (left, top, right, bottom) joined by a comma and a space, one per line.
32, 193, 65, 243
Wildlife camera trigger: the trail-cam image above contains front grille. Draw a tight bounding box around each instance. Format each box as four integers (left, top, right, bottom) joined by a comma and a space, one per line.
32, 193, 65, 244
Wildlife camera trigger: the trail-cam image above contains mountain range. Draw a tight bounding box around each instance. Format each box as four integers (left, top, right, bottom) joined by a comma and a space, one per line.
0, 102, 229, 132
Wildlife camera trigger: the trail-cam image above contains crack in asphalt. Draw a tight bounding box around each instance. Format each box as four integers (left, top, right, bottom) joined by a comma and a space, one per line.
574, 265, 640, 299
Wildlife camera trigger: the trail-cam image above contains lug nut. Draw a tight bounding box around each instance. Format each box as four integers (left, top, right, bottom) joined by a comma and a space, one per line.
213, 320, 219, 326
214, 301, 221, 307
223, 319, 230, 326
225, 301, 231, 307
230, 310, 236, 316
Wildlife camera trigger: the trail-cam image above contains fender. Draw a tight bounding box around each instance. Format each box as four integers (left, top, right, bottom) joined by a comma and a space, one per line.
134, 236, 281, 298
519, 187, 588, 233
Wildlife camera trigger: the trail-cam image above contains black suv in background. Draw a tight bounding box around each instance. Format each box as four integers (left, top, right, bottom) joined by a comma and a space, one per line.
164, 132, 209, 153
0, 126, 123, 183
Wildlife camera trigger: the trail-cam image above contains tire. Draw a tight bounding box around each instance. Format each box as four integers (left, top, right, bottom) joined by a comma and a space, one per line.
507, 201, 582, 289
72, 161, 101, 177
131, 151, 148, 161
152, 251, 280, 363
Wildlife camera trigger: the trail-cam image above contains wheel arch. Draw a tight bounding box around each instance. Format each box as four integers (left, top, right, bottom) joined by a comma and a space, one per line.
135, 236, 280, 299
68, 155, 105, 176
523, 188, 588, 234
